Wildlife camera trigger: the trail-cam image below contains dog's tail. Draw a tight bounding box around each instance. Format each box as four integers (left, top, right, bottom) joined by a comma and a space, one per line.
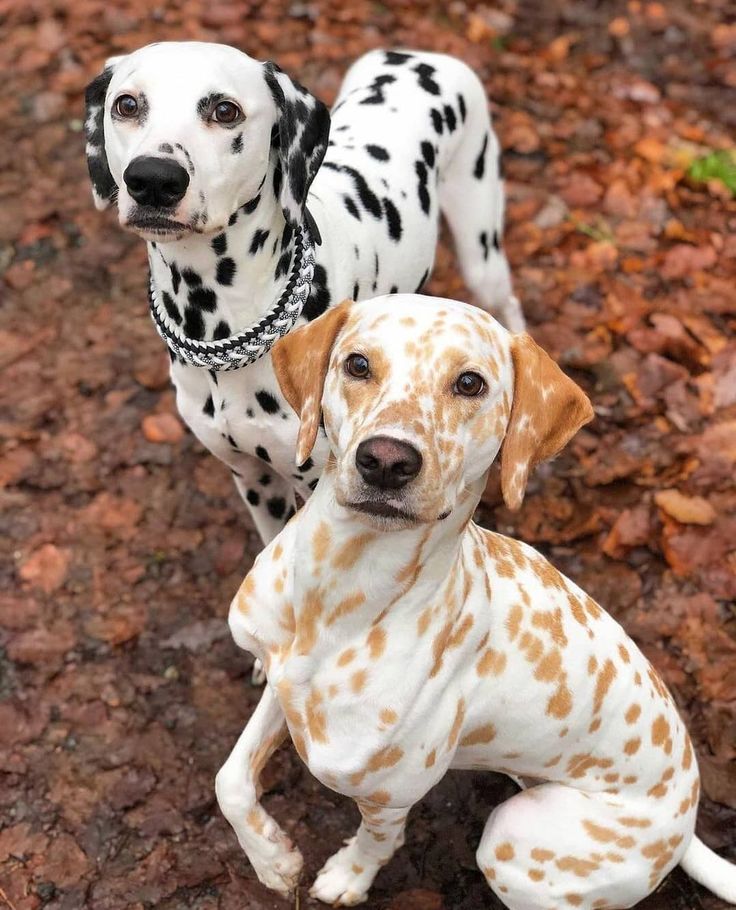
681, 835, 736, 903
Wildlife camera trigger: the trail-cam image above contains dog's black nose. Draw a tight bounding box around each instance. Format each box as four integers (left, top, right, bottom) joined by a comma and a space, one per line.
356, 436, 423, 490
123, 156, 190, 208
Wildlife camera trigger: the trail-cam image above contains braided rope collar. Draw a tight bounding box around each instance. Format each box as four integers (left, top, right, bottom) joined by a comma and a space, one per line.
149, 224, 315, 371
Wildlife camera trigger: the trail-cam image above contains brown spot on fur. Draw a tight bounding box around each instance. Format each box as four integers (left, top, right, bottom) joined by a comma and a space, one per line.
460, 724, 496, 747
506, 604, 523, 641
338, 648, 356, 667
366, 625, 387, 660
624, 737, 641, 755
331, 533, 376, 570
447, 698, 466, 750
531, 848, 555, 863
425, 748, 436, 768
326, 591, 367, 625
593, 659, 617, 714
351, 670, 368, 693
379, 708, 398, 726
477, 648, 507, 677
625, 704, 641, 725
547, 681, 573, 719
312, 521, 331, 563
495, 843, 515, 861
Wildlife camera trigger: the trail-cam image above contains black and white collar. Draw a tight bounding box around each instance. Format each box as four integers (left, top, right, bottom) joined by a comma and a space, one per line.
148, 223, 315, 371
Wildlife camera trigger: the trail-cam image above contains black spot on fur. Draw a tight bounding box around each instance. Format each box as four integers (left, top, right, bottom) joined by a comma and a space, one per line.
474, 134, 488, 180
420, 141, 435, 168
385, 51, 413, 65
184, 307, 205, 339
493, 230, 501, 251
231, 132, 244, 154
415, 161, 430, 215
323, 162, 382, 219
415, 268, 429, 292
267, 496, 287, 520
188, 286, 217, 312
196, 92, 225, 120
243, 194, 261, 215
247, 229, 269, 256
216, 258, 237, 286
303, 263, 330, 321
430, 108, 444, 135
182, 268, 202, 287
259, 473, 272, 486
275, 249, 292, 280
389, 285, 398, 293
344, 196, 361, 220
383, 197, 402, 241
361, 74, 395, 105
256, 390, 280, 414
202, 395, 215, 417
227, 434, 240, 450
414, 63, 440, 96
228, 211, 238, 227
365, 144, 390, 161
159, 142, 174, 154
256, 445, 271, 463
212, 234, 227, 255
443, 105, 457, 132
308, 477, 320, 492
353, 282, 359, 300
480, 231, 489, 261
281, 222, 293, 249
170, 263, 181, 294
213, 320, 231, 339
246, 489, 260, 506
457, 94, 467, 122
161, 291, 182, 325
299, 456, 314, 472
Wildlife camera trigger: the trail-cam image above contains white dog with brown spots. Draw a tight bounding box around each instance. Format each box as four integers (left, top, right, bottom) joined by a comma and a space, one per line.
216, 295, 736, 909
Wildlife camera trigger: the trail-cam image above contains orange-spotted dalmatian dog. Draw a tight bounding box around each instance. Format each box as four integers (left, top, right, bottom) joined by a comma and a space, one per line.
216, 296, 736, 909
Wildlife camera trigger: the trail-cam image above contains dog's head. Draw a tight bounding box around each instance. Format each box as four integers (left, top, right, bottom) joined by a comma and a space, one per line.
84, 42, 330, 241
272, 295, 594, 529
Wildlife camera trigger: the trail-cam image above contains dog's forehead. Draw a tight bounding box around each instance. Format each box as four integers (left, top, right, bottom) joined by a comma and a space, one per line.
342, 295, 509, 364
109, 41, 265, 97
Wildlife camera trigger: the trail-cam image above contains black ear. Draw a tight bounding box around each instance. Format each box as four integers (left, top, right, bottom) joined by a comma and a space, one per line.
84, 61, 120, 210
263, 62, 330, 235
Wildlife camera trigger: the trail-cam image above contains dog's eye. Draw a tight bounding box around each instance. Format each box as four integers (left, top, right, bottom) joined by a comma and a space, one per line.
213, 101, 242, 125
114, 94, 139, 118
455, 372, 485, 397
345, 353, 370, 379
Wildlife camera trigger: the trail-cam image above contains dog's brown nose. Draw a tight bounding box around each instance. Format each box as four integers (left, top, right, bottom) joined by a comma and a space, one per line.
356, 436, 423, 489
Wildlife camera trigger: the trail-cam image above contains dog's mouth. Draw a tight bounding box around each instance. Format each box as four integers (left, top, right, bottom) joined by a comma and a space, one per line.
347, 500, 419, 522
125, 215, 191, 237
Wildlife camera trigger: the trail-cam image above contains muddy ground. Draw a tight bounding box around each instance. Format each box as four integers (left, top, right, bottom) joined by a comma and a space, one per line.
1, 1, 735, 908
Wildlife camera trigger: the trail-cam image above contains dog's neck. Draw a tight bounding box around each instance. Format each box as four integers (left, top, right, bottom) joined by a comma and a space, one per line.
147, 188, 296, 342
293, 465, 486, 639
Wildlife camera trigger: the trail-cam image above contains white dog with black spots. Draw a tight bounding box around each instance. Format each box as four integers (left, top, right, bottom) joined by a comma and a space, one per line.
85, 41, 524, 544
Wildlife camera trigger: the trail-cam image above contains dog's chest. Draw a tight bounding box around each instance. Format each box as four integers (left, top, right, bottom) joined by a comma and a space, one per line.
171, 358, 326, 490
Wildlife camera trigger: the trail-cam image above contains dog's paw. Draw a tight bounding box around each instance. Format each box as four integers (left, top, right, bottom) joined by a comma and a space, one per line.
246, 822, 303, 896
309, 840, 378, 906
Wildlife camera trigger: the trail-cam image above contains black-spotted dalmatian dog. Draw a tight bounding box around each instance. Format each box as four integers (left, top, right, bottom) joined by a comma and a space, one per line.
85, 41, 524, 545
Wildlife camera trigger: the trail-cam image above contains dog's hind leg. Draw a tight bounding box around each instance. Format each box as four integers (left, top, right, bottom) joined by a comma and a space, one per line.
439, 77, 525, 333
475, 782, 690, 910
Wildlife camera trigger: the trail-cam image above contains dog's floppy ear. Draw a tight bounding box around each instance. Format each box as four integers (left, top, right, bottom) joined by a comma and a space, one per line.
84, 57, 123, 210
263, 62, 331, 235
500, 334, 594, 511
272, 301, 353, 466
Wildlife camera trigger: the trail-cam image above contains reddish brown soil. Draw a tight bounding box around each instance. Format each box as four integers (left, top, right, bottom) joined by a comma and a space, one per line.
1, 1, 735, 908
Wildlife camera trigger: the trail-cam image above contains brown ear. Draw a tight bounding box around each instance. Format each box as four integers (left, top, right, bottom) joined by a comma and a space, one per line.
501, 334, 594, 510
271, 301, 353, 466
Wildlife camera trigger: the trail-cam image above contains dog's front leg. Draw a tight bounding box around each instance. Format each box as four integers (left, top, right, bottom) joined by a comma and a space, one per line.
215, 687, 303, 895
310, 800, 411, 906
